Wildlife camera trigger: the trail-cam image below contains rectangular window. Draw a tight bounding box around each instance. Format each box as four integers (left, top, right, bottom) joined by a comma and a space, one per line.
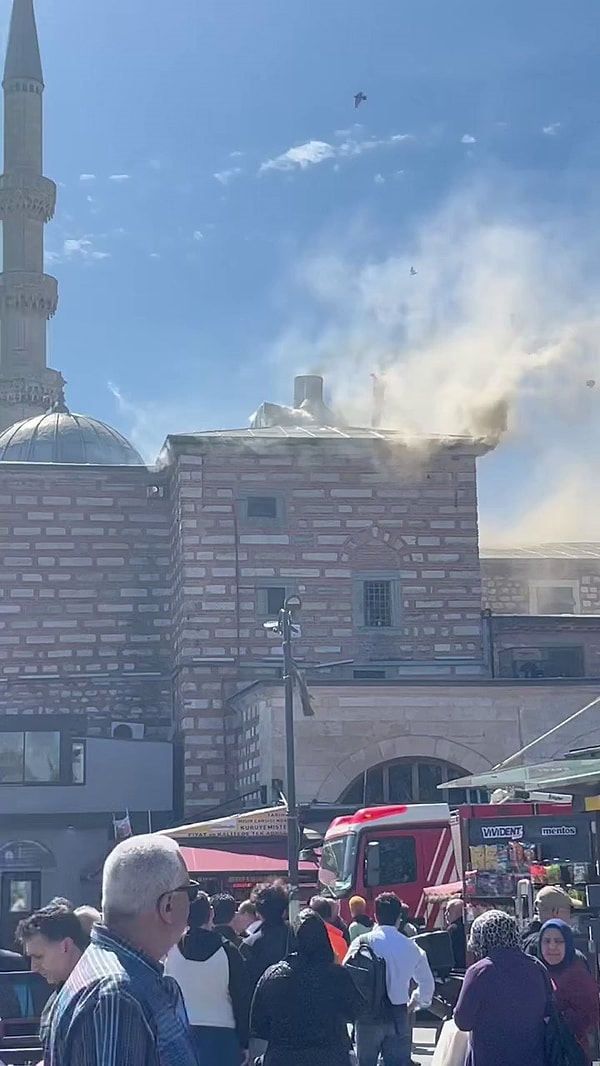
363, 580, 393, 628
0, 733, 24, 784
354, 573, 401, 632
377, 836, 418, 886
245, 496, 279, 519
388, 763, 413, 804
530, 582, 579, 615
257, 585, 291, 618
71, 741, 86, 785
0, 731, 64, 785
266, 587, 286, 614
418, 761, 444, 803
9, 880, 33, 913
498, 645, 584, 680
24, 732, 60, 783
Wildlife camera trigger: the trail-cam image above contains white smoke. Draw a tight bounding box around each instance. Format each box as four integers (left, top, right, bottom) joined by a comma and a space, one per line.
268, 185, 600, 541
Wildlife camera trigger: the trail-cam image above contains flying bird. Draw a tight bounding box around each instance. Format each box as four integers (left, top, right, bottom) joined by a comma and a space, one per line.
354, 92, 367, 109
586, 379, 596, 388
410, 266, 417, 276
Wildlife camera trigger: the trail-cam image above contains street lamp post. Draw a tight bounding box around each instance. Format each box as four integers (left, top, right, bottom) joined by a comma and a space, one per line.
264, 595, 351, 918
281, 597, 300, 908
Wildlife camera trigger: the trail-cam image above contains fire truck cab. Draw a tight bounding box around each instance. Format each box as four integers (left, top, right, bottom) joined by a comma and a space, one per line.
318, 803, 455, 924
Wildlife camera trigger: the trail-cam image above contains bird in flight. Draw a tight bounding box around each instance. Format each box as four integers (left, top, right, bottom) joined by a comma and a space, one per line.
354, 91, 367, 109
410, 266, 417, 276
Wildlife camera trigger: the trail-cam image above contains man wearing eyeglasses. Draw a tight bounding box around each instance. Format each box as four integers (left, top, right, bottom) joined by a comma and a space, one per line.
42, 835, 201, 1066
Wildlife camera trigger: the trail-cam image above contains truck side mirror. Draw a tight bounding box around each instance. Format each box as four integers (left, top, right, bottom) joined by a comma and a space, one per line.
298, 848, 319, 865
365, 841, 381, 887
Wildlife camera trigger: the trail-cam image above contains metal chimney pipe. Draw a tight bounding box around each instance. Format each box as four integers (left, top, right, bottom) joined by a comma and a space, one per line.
293, 375, 324, 408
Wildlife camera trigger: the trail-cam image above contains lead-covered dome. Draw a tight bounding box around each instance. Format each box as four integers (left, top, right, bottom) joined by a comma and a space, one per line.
0, 404, 144, 465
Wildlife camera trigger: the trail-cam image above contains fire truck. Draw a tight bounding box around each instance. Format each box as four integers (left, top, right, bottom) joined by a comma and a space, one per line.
317, 799, 587, 927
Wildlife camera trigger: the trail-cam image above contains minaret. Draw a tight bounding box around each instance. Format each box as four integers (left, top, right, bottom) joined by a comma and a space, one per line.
0, 0, 64, 433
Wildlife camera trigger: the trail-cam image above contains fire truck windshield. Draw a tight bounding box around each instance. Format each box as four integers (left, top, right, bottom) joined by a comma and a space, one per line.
318, 834, 358, 896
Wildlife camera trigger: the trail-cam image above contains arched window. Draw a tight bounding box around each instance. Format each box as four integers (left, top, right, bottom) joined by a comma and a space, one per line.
339, 758, 487, 807
0, 840, 55, 870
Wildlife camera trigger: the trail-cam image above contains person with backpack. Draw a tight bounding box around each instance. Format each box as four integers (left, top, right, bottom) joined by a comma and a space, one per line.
250, 908, 362, 1066
164, 891, 252, 1066
343, 891, 435, 1066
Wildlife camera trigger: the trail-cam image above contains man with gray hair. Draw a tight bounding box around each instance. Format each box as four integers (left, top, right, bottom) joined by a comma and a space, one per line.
42, 834, 200, 1066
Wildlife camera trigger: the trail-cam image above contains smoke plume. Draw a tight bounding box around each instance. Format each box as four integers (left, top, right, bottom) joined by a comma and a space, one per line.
269, 185, 600, 541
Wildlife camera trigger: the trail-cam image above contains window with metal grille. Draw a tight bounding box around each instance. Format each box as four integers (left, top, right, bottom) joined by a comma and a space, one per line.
363, 580, 393, 627
246, 496, 278, 519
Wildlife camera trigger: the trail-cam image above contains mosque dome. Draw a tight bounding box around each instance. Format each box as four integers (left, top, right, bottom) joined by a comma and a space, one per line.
0, 402, 144, 466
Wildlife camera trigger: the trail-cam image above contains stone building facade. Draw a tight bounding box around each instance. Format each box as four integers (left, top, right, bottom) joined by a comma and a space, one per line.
162, 424, 489, 812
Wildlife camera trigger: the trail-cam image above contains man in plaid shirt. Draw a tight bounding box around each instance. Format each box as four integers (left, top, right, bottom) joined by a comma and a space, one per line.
42, 835, 200, 1066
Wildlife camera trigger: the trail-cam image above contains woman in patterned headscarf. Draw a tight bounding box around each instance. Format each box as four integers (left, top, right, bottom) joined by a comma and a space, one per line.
454, 910, 547, 1066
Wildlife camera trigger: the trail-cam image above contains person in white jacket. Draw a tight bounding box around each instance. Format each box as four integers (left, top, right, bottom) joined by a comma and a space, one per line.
165, 892, 252, 1066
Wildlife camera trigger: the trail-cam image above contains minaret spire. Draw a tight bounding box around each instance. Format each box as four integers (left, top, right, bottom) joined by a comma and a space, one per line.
3, 0, 43, 85
0, 0, 64, 432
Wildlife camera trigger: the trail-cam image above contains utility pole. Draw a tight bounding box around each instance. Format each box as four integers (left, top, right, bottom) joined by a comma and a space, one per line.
281, 597, 300, 911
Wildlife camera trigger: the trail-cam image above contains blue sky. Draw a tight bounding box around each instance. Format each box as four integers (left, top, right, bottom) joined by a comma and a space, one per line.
2, 0, 600, 541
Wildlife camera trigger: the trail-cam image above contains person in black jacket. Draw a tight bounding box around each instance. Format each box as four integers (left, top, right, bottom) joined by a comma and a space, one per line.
241, 881, 295, 1063
444, 899, 467, 970
211, 892, 243, 948
250, 909, 362, 1066
240, 882, 293, 989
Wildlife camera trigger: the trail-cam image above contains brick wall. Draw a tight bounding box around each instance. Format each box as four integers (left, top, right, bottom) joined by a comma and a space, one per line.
166, 433, 485, 811
0, 465, 172, 733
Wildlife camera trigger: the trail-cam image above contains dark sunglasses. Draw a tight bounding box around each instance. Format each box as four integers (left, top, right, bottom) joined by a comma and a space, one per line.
158, 880, 200, 907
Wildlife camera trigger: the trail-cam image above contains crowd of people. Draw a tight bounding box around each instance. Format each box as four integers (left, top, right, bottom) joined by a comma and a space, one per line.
1, 838, 598, 1066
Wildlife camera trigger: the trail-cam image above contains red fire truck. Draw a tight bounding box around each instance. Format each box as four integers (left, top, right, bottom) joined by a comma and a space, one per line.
317, 800, 583, 927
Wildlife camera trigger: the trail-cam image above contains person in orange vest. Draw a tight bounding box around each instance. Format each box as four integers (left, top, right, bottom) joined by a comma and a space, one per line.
309, 896, 347, 963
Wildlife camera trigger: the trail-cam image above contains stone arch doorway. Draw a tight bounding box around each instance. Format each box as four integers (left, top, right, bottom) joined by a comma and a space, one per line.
338, 757, 488, 807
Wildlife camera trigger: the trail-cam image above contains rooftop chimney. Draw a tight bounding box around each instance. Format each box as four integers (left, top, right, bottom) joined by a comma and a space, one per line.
293, 375, 324, 409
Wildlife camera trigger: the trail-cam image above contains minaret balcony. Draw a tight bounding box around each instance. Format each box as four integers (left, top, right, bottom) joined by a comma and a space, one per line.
0, 369, 64, 409
0, 172, 56, 222
0, 271, 58, 318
